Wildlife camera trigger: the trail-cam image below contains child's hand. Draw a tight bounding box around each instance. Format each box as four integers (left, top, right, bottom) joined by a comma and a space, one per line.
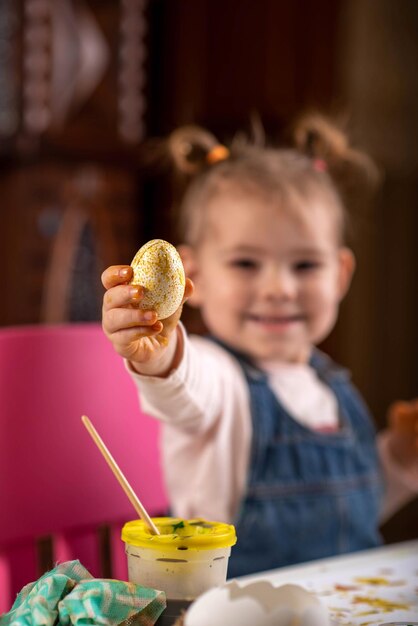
386, 399, 418, 471
101, 265, 193, 373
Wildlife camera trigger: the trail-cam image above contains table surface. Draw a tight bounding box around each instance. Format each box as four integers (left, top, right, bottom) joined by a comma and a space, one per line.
238, 540, 418, 625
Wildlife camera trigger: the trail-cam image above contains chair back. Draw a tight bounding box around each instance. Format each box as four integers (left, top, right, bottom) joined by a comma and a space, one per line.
0, 323, 168, 612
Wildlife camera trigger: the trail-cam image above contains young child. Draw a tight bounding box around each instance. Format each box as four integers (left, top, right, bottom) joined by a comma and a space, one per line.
102, 116, 418, 577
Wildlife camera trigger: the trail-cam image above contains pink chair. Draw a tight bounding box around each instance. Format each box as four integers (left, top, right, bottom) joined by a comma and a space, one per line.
0, 323, 168, 612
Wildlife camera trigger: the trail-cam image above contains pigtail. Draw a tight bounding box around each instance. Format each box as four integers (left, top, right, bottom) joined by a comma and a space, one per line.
136, 125, 229, 175
167, 125, 229, 175
292, 112, 381, 191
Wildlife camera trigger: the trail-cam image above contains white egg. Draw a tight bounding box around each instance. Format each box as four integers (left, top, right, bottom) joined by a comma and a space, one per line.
129, 239, 185, 320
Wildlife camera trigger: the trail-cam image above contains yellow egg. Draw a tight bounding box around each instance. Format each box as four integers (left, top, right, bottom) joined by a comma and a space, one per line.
129, 239, 185, 320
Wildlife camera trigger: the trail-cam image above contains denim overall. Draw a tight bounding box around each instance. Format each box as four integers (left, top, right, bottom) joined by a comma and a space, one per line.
218, 343, 384, 578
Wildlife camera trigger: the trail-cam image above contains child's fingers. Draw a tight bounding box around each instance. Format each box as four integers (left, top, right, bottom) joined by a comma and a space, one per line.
101, 265, 133, 289
103, 306, 158, 336
103, 284, 146, 311
111, 323, 163, 345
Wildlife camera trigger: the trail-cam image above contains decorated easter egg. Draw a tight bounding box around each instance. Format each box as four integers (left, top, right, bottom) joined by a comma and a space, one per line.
129, 239, 185, 320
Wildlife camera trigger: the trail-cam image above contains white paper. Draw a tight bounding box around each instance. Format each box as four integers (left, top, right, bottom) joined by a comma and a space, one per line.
238, 541, 418, 625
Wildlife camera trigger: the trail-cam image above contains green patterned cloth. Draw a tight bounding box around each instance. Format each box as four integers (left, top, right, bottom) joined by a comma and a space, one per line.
1, 560, 166, 626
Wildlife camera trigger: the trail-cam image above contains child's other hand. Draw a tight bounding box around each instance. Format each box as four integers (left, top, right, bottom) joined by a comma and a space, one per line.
101, 265, 193, 372
386, 399, 418, 471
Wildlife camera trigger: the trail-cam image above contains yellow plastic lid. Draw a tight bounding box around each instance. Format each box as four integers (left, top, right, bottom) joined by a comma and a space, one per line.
122, 517, 237, 551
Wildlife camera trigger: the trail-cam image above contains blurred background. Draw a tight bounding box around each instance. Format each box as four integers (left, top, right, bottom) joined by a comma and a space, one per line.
0, 0, 417, 542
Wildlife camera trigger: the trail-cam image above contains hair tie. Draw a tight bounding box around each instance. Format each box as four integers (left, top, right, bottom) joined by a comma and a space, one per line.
313, 158, 327, 172
206, 144, 230, 165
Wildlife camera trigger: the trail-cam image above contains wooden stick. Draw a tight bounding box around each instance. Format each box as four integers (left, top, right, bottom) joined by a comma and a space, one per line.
81, 415, 160, 535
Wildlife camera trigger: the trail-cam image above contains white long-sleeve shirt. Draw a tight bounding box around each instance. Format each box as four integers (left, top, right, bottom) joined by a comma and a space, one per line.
128, 325, 418, 525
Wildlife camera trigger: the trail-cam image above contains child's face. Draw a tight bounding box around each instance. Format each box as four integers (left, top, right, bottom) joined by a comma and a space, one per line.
181, 195, 354, 363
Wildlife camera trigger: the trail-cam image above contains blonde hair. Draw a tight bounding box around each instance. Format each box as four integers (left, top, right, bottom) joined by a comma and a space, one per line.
163, 114, 380, 246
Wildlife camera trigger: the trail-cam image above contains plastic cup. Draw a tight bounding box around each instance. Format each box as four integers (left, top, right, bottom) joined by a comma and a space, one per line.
122, 517, 237, 600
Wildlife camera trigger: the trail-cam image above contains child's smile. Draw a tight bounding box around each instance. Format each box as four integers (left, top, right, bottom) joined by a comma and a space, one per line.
245, 311, 306, 332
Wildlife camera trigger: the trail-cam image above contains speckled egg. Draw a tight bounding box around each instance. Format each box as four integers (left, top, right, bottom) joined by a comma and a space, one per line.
129, 239, 185, 320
